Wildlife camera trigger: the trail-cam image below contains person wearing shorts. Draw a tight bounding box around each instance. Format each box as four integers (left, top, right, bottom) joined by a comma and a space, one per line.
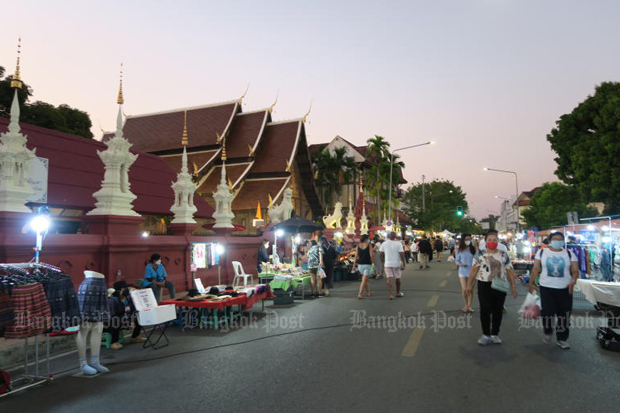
353, 235, 374, 299
380, 232, 407, 300
307, 240, 323, 297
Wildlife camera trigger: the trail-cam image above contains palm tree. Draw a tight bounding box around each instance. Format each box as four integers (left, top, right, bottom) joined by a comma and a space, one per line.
366, 135, 391, 221
312, 147, 359, 209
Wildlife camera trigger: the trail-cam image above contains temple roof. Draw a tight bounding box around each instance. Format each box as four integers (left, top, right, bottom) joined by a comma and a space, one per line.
250, 120, 301, 175
0, 118, 214, 218
103, 101, 239, 153
225, 110, 270, 160
232, 178, 290, 211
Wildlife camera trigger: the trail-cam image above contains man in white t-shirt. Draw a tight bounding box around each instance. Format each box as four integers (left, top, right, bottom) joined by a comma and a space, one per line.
529, 231, 579, 349
380, 232, 406, 300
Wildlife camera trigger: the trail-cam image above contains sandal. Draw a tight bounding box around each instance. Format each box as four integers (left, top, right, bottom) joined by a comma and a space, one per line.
366, 292, 373, 297
389, 296, 395, 300
357, 295, 365, 299
397, 293, 404, 298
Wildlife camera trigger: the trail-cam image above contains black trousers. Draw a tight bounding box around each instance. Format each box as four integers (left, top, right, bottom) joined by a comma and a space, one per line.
323, 266, 334, 289
477, 281, 506, 336
540, 286, 572, 341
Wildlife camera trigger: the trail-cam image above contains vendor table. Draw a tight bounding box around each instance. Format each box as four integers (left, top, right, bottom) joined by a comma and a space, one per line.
576, 280, 620, 307
269, 275, 312, 299
160, 290, 274, 330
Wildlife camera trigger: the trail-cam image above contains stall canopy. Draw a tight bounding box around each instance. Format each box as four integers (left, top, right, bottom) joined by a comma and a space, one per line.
439, 230, 455, 237
273, 215, 324, 234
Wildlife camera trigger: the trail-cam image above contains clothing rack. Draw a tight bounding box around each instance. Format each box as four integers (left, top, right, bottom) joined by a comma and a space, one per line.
0, 262, 54, 398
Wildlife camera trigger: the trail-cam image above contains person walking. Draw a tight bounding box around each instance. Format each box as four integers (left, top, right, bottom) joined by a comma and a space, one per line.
403, 240, 412, 264
418, 236, 433, 270
465, 231, 517, 345
529, 231, 579, 349
434, 236, 444, 262
410, 238, 419, 263
320, 236, 337, 297
380, 232, 406, 300
353, 235, 374, 299
307, 240, 323, 297
372, 235, 384, 279
455, 234, 476, 313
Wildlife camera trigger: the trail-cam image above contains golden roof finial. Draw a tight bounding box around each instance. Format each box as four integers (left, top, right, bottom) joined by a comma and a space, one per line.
301, 100, 313, 124
221, 139, 227, 162
269, 90, 279, 114
238, 84, 250, 105
181, 110, 189, 146
117, 63, 124, 105
11, 37, 22, 90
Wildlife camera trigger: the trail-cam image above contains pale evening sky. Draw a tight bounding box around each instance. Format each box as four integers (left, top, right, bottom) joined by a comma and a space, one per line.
2, 0, 619, 219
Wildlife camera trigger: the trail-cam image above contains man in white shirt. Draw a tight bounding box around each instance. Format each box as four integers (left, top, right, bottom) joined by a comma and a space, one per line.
380, 232, 406, 300
529, 231, 579, 349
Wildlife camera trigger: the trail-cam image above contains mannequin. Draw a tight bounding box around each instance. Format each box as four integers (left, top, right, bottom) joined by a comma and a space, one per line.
76, 271, 109, 375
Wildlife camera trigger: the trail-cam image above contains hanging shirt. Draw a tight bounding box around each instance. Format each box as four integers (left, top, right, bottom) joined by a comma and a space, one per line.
536, 248, 577, 289
143, 264, 167, 287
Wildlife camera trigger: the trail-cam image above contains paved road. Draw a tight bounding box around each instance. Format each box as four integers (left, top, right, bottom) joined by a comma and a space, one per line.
2, 261, 619, 412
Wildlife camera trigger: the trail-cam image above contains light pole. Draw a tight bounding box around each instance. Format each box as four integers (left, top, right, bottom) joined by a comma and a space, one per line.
484, 168, 520, 232
388, 141, 434, 222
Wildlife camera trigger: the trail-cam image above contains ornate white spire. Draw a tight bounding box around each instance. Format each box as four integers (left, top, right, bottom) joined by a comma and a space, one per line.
212, 138, 234, 228
0, 39, 36, 213
88, 66, 139, 216
170, 111, 197, 224
345, 197, 355, 235
359, 182, 368, 235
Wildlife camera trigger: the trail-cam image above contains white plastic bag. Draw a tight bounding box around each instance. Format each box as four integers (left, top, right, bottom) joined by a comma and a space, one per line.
518, 292, 541, 319
447, 255, 455, 263
318, 268, 327, 279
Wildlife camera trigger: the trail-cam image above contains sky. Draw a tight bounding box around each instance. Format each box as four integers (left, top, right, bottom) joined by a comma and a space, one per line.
2, 0, 620, 219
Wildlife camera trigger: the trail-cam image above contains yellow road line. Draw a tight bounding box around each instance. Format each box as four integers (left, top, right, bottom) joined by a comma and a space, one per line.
401, 327, 426, 357
439, 280, 447, 288
427, 294, 439, 308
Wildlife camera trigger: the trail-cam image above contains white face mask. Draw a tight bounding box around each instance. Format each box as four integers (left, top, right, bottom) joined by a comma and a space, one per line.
155, 260, 162, 265
465, 240, 471, 246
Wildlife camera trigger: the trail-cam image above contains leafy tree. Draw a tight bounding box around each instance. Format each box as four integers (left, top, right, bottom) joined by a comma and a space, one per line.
0, 65, 93, 139
521, 182, 597, 230
481, 214, 500, 230
364, 135, 405, 221
312, 147, 359, 208
402, 179, 469, 232
547, 82, 620, 213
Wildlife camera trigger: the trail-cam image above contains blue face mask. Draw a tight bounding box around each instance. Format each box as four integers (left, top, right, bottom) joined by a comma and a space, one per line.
551, 240, 564, 250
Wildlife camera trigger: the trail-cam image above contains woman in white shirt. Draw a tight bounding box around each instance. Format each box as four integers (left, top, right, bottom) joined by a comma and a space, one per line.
529, 231, 579, 349
466, 232, 517, 346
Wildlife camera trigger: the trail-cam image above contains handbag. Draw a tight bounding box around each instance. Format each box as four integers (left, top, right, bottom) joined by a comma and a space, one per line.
491, 276, 510, 294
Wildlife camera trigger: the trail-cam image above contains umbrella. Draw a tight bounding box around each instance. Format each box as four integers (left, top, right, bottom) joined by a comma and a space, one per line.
273, 215, 324, 234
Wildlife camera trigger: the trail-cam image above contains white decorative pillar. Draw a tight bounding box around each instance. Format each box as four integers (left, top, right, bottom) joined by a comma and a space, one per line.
170, 112, 197, 224
212, 143, 234, 228
88, 73, 139, 216
0, 41, 36, 213
345, 201, 356, 235
360, 204, 369, 235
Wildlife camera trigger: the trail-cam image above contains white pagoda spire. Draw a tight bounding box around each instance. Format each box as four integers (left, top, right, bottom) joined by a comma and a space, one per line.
170, 111, 198, 224
212, 139, 235, 228
88, 65, 139, 216
0, 38, 36, 213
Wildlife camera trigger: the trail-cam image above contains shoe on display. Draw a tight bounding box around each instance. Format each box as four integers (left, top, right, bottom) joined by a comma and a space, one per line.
556, 341, 571, 349
477, 335, 492, 346
490, 335, 502, 344
111, 342, 124, 350
542, 334, 552, 344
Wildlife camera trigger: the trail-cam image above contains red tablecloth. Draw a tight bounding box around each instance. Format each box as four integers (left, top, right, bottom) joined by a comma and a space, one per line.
161, 290, 274, 311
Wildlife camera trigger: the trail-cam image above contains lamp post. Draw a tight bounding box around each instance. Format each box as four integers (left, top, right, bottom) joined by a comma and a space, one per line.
484, 168, 520, 232
388, 141, 434, 221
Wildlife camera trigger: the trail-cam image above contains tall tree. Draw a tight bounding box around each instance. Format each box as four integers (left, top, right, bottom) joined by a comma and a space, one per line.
0, 65, 94, 139
547, 81, 620, 213
481, 214, 500, 230
365, 135, 391, 220
521, 182, 597, 230
312, 146, 359, 209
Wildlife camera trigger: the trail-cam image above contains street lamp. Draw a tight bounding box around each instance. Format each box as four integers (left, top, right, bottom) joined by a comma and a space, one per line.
388, 141, 434, 221
484, 168, 520, 232
30, 206, 51, 264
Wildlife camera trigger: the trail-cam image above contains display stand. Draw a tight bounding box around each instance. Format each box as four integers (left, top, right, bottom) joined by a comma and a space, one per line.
130, 289, 176, 350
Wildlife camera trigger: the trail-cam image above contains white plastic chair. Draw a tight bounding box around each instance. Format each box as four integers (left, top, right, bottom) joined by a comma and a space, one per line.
232, 261, 253, 287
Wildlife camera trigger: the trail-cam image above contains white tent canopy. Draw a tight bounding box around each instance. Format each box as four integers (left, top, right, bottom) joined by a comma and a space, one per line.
438, 230, 455, 237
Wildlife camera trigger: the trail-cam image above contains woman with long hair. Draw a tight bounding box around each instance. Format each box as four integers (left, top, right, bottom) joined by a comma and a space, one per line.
372, 234, 384, 279
257, 239, 270, 273
352, 234, 374, 299
455, 234, 476, 313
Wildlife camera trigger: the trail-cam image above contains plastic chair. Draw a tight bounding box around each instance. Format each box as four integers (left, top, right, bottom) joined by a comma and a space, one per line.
101, 332, 112, 348
232, 261, 253, 287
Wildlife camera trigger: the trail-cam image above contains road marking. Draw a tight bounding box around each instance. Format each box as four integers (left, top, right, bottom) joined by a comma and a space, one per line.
439, 280, 447, 288
401, 327, 426, 357
427, 294, 439, 308
445, 271, 452, 276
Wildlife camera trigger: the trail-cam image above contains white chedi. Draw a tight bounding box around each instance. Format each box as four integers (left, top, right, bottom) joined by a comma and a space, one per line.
212, 163, 235, 228
170, 146, 197, 224
359, 204, 369, 235
88, 107, 139, 216
345, 203, 356, 235
0, 90, 35, 213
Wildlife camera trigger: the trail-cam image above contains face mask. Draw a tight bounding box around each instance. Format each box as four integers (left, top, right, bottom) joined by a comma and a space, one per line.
155, 260, 162, 265
486, 241, 498, 250
465, 241, 471, 246
551, 240, 564, 249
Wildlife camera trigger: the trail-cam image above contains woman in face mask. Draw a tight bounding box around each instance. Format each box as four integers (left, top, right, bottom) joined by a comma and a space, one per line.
529, 232, 579, 349
455, 234, 476, 313
144, 253, 176, 301
465, 232, 517, 345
